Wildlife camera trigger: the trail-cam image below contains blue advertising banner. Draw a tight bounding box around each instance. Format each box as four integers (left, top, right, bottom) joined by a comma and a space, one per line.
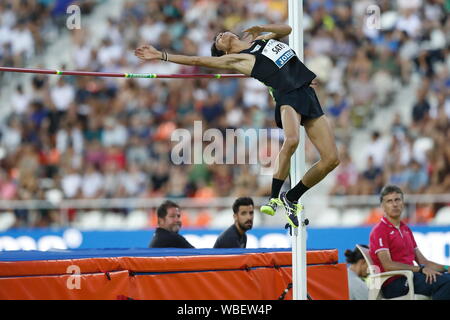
1, 226, 449, 264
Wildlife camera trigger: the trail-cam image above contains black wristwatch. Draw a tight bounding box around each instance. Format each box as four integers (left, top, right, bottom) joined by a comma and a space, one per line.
419, 265, 424, 274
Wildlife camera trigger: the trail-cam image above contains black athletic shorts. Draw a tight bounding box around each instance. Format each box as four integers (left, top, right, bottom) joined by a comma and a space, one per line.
273, 84, 324, 129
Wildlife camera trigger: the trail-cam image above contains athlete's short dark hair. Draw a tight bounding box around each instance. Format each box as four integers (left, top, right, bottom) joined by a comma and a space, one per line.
380, 185, 404, 203
211, 32, 239, 57
211, 33, 225, 57
232, 197, 254, 214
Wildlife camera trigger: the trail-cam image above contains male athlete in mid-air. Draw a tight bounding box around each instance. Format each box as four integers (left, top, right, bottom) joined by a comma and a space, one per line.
135, 24, 339, 228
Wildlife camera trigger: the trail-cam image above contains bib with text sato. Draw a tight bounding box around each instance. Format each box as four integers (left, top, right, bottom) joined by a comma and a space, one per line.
262, 39, 296, 68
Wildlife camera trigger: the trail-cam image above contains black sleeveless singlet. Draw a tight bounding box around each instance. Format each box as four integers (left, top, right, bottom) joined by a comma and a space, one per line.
239, 39, 316, 93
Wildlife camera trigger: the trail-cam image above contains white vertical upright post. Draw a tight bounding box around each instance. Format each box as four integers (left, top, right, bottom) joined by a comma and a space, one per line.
288, 0, 307, 300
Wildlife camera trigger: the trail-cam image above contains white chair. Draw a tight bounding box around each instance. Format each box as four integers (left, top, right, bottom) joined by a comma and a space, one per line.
341, 208, 368, 227
431, 206, 450, 226
73, 210, 104, 230
103, 212, 125, 229
125, 210, 149, 229
209, 209, 231, 228
356, 245, 430, 300
313, 208, 341, 227
0, 212, 16, 231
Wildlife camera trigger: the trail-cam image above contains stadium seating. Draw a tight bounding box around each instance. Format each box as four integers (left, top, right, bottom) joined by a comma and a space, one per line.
125, 210, 149, 229
340, 208, 369, 227
72, 210, 103, 230
0, 212, 16, 231
209, 209, 233, 228
0, 0, 449, 229
102, 212, 126, 230
431, 207, 450, 226
313, 208, 341, 227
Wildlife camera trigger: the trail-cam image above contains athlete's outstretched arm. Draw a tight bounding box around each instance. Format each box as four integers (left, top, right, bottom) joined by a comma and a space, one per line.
135, 44, 250, 74
243, 24, 292, 42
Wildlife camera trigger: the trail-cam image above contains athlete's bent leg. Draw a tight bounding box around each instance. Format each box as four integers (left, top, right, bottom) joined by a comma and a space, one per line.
261, 105, 300, 217
273, 105, 301, 181
291, 115, 339, 199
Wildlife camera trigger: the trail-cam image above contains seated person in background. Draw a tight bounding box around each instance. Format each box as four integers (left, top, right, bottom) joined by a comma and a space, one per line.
149, 200, 194, 248
214, 197, 254, 248
369, 185, 450, 299
345, 245, 369, 300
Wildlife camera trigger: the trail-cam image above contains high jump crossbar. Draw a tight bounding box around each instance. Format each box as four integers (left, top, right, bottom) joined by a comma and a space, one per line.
0, 67, 248, 79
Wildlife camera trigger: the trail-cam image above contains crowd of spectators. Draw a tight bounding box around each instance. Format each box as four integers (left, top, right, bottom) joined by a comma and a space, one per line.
0, 0, 449, 227
0, 0, 96, 69
327, 0, 450, 223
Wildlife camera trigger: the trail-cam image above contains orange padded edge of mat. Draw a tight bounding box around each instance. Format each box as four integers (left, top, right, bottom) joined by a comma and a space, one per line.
0, 250, 348, 300
0, 249, 337, 277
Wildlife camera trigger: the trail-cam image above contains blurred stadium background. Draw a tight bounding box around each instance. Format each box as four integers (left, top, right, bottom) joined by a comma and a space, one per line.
0, 0, 449, 261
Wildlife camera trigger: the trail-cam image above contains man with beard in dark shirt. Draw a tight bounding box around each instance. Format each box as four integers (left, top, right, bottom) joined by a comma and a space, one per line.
214, 197, 254, 248
149, 200, 194, 248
